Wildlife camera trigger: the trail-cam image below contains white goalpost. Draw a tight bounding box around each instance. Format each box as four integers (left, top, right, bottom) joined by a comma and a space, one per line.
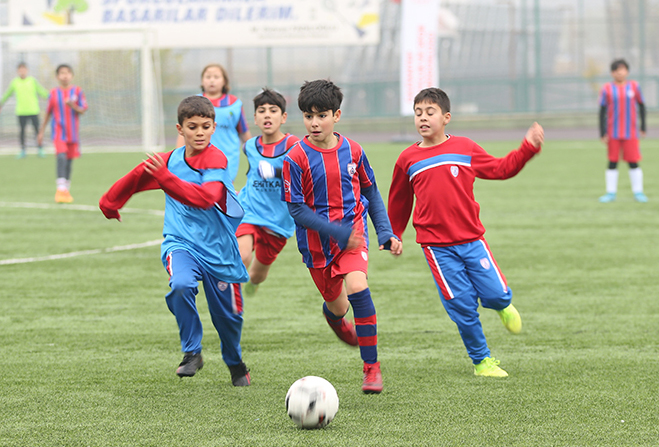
0, 26, 165, 153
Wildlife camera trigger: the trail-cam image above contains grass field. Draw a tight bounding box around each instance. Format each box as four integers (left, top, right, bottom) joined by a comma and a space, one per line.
1, 137, 658, 446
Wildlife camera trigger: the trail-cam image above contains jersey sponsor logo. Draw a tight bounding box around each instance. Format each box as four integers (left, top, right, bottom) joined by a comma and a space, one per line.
480, 258, 491, 270
451, 166, 459, 177
251, 179, 281, 190
347, 162, 357, 176
218, 281, 228, 291
284, 179, 291, 194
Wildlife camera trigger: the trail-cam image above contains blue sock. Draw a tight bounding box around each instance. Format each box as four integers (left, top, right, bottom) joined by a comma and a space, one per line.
323, 302, 345, 327
348, 288, 378, 364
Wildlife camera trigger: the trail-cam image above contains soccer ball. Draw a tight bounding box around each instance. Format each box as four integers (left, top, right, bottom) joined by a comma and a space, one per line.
285, 376, 339, 429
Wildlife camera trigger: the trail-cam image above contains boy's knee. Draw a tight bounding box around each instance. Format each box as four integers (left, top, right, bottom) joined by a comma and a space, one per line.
168, 276, 197, 296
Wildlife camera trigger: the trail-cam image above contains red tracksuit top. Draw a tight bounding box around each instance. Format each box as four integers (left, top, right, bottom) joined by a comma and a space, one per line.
388, 135, 540, 247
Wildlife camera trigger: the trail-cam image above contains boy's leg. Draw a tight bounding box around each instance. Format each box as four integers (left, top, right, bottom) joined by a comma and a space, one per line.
624, 141, 647, 202
200, 273, 250, 386
249, 228, 287, 285
54, 151, 71, 203
30, 115, 45, 157
424, 246, 491, 363
164, 250, 205, 377
601, 142, 620, 202
314, 272, 357, 346
17, 116, 28, 158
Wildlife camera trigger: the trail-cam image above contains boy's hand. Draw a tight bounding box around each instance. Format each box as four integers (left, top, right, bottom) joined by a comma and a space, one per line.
525, 122, 544, 148
143, 152, 166, 176
601, 135, 609, 145
346, 229, 365, 251
380, 237, 402, 256
37, 131, 44, 147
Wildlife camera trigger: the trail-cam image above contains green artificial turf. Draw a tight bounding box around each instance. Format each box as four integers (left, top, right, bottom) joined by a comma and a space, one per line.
0, 137, 657, 446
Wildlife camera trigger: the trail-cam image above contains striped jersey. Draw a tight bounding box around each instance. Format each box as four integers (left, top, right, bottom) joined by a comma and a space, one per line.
203, 93, 249, 182
238, 133, 299, 238
282, 133, 376, 268
599, 81, 644, 140
388, 136, 541, 247
46, 85, 87, 143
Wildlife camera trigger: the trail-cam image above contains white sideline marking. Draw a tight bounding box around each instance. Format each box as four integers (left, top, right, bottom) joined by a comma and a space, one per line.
0, 201, 164, 216
0, 239, 163, 265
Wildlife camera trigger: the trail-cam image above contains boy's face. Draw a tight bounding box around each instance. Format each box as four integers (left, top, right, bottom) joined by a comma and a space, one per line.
612, 66, 629, 83
414, 100, 450, 141
202, 67, 225, 97
303, 108, 341, 147
17, 66, 28, 79
57, 68, 73, 86
255, 103, 287, 137
176, 115, 216, 153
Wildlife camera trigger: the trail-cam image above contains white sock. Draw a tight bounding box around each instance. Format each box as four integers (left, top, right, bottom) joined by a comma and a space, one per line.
56, 178, 67, 191
629, 168, 643, 194
605, 169, 618, 194
65, 180, 71, 191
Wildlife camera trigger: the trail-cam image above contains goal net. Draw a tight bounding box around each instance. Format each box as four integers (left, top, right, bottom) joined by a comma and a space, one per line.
0, 27, 165, 153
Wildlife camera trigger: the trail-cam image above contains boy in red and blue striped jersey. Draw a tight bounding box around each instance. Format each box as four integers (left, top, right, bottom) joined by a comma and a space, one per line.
282, 80, 402, 394
37, 64, 87, 204
598, 59, 647, 203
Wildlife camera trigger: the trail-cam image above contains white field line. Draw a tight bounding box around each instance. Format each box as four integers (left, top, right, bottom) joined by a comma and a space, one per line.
0, 201, 164, 216
0, 201, 164, 265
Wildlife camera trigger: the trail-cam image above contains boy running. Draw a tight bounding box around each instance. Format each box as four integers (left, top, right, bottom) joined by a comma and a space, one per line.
282, 80, 402, 394
0, 62, 49, 158
38, 64, 87, 204
99, 96, 251, 386
388, 88, 544, 377
236, 88, 299, 295
598, 59, 647, 203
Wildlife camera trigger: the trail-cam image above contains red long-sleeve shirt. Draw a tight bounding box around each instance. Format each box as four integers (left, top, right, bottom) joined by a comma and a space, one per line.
388, 136, 540, 247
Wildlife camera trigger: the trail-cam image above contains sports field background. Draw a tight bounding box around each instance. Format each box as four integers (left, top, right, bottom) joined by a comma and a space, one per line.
0, 134, 657, 446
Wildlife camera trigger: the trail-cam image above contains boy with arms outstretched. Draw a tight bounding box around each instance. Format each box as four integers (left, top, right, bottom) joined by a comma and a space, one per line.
99, 96, 251, 386
282, 80, 402, 393
388, 88, 544, 377
236, 88, 300, 295
38, 64, 87, 204
598, 59, 647, 203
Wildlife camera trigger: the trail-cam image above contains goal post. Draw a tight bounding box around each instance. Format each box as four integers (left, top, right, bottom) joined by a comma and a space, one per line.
0, 26, 165, 153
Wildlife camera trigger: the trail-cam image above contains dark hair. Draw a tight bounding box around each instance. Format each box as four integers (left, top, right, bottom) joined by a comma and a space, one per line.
56, 64, 73, 75
611, 59, 629, 72
298, 79, 343, 114
200, 63, 230, 94
413, 88, 451, 114
177, 95, 216, 125
253, 88, 287, 113
17, 62, 27, 69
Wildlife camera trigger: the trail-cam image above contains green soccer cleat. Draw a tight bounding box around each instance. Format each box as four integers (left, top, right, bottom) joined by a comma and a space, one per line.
474, 357, 508, 377
497, 304, 522, 334
599, 193, 616, 203
16, 151, 26, 159
38, 148, 46, 158
243, 281, 259, 297
634, 192, 648, 203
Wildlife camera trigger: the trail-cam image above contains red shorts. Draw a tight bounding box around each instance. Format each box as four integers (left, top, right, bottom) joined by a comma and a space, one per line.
607, 138, 641, 163
308, 245, 369, 302
54, 140, 80, 159
235, 223, 287, 265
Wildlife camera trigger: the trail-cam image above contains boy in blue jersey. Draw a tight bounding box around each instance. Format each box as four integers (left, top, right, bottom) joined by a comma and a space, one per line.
282, 80, 402, 394
236, 88, 300, 296
99, 96, 252, 386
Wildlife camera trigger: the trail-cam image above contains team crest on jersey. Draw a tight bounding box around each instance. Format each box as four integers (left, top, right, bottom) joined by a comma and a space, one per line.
217, 281, 228, 291
480, 258, 491, 270
347, 163, 357, 176
451, 166, 459, 177
284, 179, 291, 194
627, 90, 635, 98
361, 251, 368, 261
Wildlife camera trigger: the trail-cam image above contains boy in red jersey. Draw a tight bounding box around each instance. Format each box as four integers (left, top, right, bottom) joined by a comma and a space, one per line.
598, 59, 647, 203
37, 64, 88, 204
388, 88, 544, 377
282, 80, 402, 393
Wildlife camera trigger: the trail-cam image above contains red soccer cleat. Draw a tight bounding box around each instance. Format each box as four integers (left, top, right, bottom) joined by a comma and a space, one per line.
362, 361, 383, 394
325, 315, 358, 346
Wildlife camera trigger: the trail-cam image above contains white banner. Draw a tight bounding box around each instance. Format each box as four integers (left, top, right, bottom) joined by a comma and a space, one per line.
8, 0, 382, 48
399, 0, 439, 116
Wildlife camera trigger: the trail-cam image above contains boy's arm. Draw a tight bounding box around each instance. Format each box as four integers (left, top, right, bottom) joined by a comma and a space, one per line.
473, 123, 543, 180
599, 105, 608, 139
143, 152, 226, 209
387, 160, 415, 241
0, 81, 15, 109
36, 80, 49, 99
99, 158, 164, 220
68, 89, 87, 115
287, 202, 353, 247
361, 183, 397, 249
37, 109, 52, 147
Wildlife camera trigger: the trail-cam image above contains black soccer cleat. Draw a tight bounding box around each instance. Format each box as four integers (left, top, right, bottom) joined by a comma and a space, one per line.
228, 362, 251, 387
176, 352, 203, 378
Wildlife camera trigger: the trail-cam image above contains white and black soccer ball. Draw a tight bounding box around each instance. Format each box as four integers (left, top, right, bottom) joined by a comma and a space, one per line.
285, 376, 339, 429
